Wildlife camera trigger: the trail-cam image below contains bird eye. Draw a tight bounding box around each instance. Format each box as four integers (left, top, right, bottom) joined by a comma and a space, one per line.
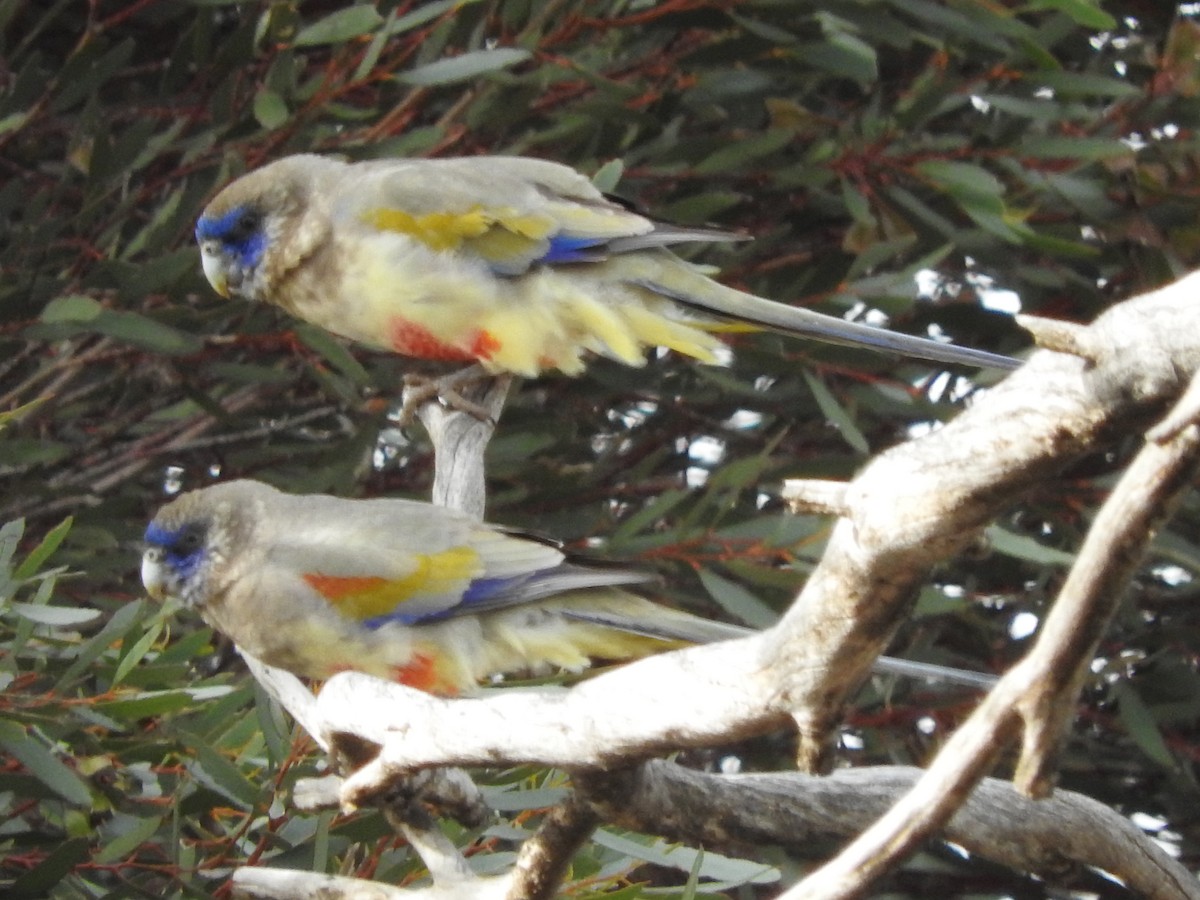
175, 526, 205, 553
227, 210, 261, 243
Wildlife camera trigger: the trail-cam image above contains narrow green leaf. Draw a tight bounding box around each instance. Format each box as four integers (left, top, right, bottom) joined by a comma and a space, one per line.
97, 690, 198, 720
0, 110, 28, 135
590, 158, 625, 194
92, 309, 203, 355
592, 829, 779, 885
609, 489, 692, 544
295, 323, 371, 385
917, 160, 1004, 198
187, 735, 262, 809
400, 48, 532, 86
352, 8, 394, 81
1020, 136, 1132, 160
94, 812, 165, 864
693, 129, 794, 175
1034, 71, 1140, 99
57, 601, 146, 687
113, 620, 163, 685
10, 602, 100, 627
1028, 0, 1115, 29
293, 5, 383, 46
0, 397, 47, 431
40, 294, 102, 323
0, 517, 24, 576
698, 568, 778, 629
0, 438, 70, 467
1115, 683, 1177, 769
14, 515, 71, 579
252, 88, 289, 129
986, 526, 1075, 566
802, 371, 870, 454
387, 0, 472, 35
38, 298, 202, 354
0, 727, 94, 805
9, 837, 90, 897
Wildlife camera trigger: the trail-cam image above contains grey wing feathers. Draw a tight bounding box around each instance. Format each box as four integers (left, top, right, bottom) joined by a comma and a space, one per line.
560, 607, 752, 644
606, 224, 750, 254
503, 564, 657, 606
435, 564, 659, 619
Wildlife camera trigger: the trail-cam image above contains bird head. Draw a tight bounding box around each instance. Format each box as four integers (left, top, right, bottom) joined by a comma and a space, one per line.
141, 482, 257, 610
141, 518, 210, 606
195, 155, 336, 302
195, 202, 268, 299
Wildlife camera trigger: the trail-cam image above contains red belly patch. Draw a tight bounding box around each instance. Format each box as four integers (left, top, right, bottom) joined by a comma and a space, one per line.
388, 317, 499, 363
390, 652, 453, 694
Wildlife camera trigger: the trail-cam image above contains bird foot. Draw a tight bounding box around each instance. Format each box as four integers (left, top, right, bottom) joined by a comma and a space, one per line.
398, 364, 499, 424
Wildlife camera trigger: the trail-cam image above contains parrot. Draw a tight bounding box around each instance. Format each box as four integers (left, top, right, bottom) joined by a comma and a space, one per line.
141, 479, 996, 695
194, 154, 1019, 379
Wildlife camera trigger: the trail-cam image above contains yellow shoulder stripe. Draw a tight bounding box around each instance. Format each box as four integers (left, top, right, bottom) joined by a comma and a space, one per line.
364, 206, 555, 251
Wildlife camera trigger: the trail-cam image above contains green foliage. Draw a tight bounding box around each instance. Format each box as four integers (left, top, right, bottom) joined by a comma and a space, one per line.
3, 0, 1200, 895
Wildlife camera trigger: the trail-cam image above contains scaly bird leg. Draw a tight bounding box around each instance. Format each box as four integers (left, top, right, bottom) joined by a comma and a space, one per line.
398, 364, 500, 424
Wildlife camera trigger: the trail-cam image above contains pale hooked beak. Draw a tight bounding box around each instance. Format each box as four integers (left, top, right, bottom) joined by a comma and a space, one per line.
199, 242, 230, 298
141, 549, 169, 601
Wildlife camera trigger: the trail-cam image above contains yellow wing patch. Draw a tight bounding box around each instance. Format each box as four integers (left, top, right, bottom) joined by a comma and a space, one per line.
303, 545, 481, 621
364, 205, 555, 252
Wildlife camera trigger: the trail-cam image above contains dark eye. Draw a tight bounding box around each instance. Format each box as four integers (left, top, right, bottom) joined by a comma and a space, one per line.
174, 525, 205, 553
226, 210, 261, 244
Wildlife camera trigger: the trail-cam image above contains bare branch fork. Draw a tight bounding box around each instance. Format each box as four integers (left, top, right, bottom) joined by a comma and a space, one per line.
232, 271, 1200, 899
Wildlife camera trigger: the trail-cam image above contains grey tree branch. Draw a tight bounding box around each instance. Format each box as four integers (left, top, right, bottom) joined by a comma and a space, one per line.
577, 762, 1198, 900
507, 793, 601, 900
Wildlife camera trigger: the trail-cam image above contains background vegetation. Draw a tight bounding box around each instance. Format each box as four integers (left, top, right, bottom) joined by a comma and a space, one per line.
3, 0, 1200, 895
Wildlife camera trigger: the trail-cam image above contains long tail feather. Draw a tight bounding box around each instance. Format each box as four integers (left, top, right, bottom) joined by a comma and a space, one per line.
562, 607, 997, 689
629, 268, 1020, 371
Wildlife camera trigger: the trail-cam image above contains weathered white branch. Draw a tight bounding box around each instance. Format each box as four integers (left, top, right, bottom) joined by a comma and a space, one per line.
324, 640, 773, 798
779, 478, 850, 516
1015, 312, 1101, 361
231, 868, 508, 900
771, 272, 1200, 770
414, 373, 511, 518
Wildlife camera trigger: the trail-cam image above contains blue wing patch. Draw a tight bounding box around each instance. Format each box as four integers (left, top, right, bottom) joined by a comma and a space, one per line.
359, 574, 535, 631
539, 234, 609, 264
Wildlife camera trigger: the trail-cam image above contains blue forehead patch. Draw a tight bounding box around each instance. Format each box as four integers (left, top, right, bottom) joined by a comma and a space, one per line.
143, 520, 207, 581
144, 521, 178, 547
195, 205, 267, 270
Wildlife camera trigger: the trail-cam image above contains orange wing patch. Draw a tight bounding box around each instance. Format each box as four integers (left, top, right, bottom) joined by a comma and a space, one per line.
302, 545, 482, 621
303, 574, 388, 600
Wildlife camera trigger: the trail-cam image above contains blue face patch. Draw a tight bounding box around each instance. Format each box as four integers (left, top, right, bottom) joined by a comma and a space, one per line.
144, 521, 207, 582
195, 205, 267, 271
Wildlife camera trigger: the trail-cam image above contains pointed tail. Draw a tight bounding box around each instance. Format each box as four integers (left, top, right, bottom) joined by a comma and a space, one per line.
626, 257, 1020, 371
561, 604, 996, 689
